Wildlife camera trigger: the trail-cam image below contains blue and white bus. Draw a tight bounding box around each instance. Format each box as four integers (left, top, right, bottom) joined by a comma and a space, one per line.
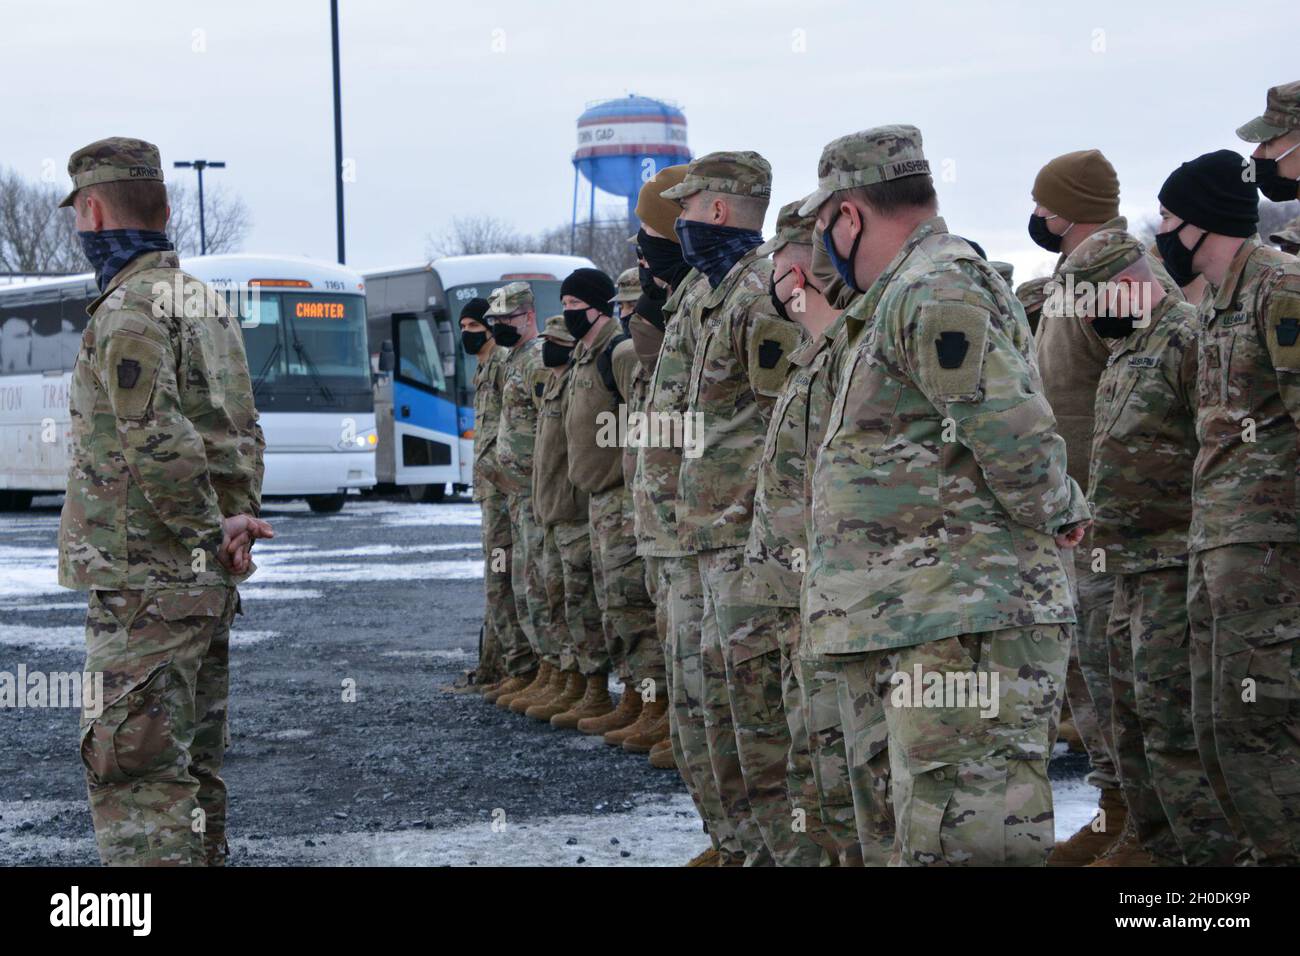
362, 253, 595, 501
0, 254, 377, 513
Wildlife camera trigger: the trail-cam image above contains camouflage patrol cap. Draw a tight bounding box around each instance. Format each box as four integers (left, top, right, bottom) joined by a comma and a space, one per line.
1236, 80, 1300, 143
797, 125, 929, 216
613, 267, 641, 303
59, 136, 164, 208
541, 313, 575, 346
486, 281, 534, 317
1015, 276, 1053, 316
1269, 214, 1300, 250
659, 150, 772, 202
1061, 230, 1147, 286
991, 261, 1015, 285
756, 200, 817, 257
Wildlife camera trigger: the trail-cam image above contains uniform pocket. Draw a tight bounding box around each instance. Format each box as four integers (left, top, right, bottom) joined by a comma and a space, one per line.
155, 589, 228, 621
1215, 605, 1298, 719
898, 762, 959, 866
80, 660, 184, 785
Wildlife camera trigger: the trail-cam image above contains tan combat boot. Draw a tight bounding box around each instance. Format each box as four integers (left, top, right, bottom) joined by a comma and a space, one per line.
551, 674, 614, 729
1086, 824, 1160, 867
618, 699, 670, 751
527, 671, 584, 722
1047, 787, 1128, 866
686, 847, 720, 867
648, 737, 677, 770
512, 663, 564, 714
507, 661, 557, 713
576, 687, 642, 736
495, 665, 544, 709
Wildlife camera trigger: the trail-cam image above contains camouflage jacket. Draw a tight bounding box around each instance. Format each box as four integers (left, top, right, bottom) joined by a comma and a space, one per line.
471, 345, 508, 501
564, 317, 631, 495
494, 336, 545, 497
632, 269, 710, 558
58, 251, 265, 590
1087, 295, 1199, 573
1191, 239, 1300, 551
744, 313, 847, 607
677, 249, 804, 553
619, 340, 648, 492
804, 218, 1086, 654
533, 364, 588, 526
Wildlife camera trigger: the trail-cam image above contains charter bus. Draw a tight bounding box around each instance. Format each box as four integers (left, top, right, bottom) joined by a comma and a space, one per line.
362, 253, 595, 502
0, 254, 377, 513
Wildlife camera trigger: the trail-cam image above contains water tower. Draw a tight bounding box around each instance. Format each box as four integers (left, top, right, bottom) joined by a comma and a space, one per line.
571, 95, 691, 253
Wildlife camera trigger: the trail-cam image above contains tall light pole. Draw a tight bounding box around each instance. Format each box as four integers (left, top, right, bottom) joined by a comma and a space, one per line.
173, 159, 225, 255
330, 0, 346, 264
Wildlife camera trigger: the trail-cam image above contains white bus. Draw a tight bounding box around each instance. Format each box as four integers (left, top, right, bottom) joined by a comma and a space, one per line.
0, 253, 377, 513
362, 253, 595, 501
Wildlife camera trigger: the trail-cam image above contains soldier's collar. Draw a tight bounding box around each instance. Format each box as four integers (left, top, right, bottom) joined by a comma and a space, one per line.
86, 249, 179, 314
664, 268, 703, 314
843, 217, 947, 337
1212, 236, 1261, 313
701, 247, 763, 309
572, 315, 618, 364
1109, 294, 1178, 357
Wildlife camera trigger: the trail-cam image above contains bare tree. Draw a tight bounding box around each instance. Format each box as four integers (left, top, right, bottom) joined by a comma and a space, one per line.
426, 215, 528, 257
165, 181, 252, 257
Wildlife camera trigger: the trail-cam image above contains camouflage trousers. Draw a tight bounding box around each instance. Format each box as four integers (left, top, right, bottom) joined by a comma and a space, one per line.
1065, 560, 1120, 790
504, 493, 544, 676
552, 519, 606, 674
1106, 567, 1236, 865
477, 492, 518, 684
588, 485, 662, 688
663, 552, 742, 859
828, 654, 895, 865
540, 527, 568, 668
797, 650, 865, 865
837, 624, 1070, 866
698, 546, 822, 866
1187, 541, 1300, 866
80, 586, 238, 867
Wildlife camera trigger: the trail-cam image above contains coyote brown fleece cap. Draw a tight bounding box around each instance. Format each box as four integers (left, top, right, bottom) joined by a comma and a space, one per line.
1032, 149, 1120, 224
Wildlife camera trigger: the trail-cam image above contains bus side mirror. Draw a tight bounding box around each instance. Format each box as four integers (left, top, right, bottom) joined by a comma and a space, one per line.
378, 339, 395, 373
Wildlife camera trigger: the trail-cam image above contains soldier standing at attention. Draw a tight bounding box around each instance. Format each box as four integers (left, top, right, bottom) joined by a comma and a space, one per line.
485, 283, 548, 709
802, 126, 1089, 866
1160, 146, 1300, 865
613, 267, 641, 330
58, 137, 271, 866
1073, 234, 1236, 867
460, 297, 516, 694
663, 151, 813, 867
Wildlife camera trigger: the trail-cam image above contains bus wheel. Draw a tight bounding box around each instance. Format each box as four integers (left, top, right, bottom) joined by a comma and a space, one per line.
307, 494, 346, 514
0, 491, 33, 511
406, 484, 445, 503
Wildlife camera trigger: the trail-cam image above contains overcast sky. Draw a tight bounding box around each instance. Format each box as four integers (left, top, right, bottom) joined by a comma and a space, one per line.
2, 0, 1292, 281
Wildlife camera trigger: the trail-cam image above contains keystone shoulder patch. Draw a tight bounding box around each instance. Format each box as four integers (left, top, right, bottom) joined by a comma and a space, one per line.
758, 338, 785, 369
1276, 316, 1300, 348
116, 358, 141, 389
935, 331, 968, 369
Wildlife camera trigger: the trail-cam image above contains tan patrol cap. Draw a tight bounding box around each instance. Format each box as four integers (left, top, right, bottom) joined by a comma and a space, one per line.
486, 281, 534, 317
798, 125, 929, 216
60, 136, 164, 208
659, 150, 772, 202
1237, 80, 1300, 143
756, 200, 817, 257
613, 267, 641, 303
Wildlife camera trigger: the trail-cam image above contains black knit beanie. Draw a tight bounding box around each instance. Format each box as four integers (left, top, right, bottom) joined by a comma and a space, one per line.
559, 268, 615, 316
1158, 150, 1259, 238
460, 297, 490, 322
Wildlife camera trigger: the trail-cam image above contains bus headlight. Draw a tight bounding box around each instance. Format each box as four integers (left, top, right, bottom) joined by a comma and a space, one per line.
339, 429, 378, 451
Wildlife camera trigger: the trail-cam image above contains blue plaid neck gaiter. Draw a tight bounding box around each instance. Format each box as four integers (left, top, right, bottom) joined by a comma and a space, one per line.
77, 229, 174, 292
674, 219, 764, 288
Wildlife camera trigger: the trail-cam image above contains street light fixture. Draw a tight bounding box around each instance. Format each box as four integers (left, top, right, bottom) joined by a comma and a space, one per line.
172, 159, 226, 255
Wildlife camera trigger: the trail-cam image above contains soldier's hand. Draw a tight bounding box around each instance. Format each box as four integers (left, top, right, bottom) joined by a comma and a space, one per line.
220, 514, 275, 573
1054, 520, 1090, 550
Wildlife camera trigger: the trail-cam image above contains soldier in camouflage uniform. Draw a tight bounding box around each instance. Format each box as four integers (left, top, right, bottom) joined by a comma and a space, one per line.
526, 314, 611, 724
563, 268, 665, 742
1075, 232, 1237, 866
58, 138, 270, 866
485, 283, 548, 708
744, 201, 861, 865
613, 267, 640, 327
664, 152, 815, 866
1162, 140, 1300, 864
460, 297, 517, 693
802, 126, 1089, 866
631, 165, 744, 863
1015, 277, 1052, 338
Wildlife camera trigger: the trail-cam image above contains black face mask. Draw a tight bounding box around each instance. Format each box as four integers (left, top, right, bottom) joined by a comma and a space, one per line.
563, 307, 596, 341
1028, 213, 1065, 253
638, 228, 692, 289
491, 321, 521, 348
1254, 155, 1300, 203
769, 268, 819, 323
1156, 221, 1207, 288
461, 329, 489, 355
1090, 315, 1136, 339
638, 263, 667, 302
541, 339, 574, 368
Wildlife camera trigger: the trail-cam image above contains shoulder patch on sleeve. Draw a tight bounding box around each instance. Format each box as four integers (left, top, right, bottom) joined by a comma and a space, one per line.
1267, 289, 1300, 370
917, 301, 990, 401
749, 316, 803, 396
102, 331, 166, 420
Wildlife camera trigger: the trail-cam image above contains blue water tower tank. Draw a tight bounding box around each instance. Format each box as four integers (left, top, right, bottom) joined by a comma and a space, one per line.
572, 95, 691, 233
